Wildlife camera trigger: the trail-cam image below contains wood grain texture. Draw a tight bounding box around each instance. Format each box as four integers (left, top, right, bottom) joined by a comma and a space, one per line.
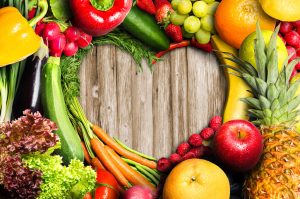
79, 45, 226, 158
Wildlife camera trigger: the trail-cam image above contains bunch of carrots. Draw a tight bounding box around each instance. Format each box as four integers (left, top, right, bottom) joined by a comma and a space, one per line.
67, 97, 160, 193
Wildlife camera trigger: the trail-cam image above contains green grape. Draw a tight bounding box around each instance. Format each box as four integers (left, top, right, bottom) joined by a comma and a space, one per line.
184, 16, 201, 33
182, 28, 194, 38
177, 0, 192, 15
192, 1, 208, 18
201, 15, 214, 32
171, 0, 181, 10
207, 2, 219, 15
195, 28, 211, 44
202, 0, 215, 3
170, 12, 188, 25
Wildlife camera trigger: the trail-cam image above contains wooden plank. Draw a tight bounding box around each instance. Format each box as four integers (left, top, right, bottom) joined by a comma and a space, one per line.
116, 48, 134, 147
96, 45, 118, 138
131, 61, 154, 156
79, 48, 97, 120
186, 47, 226, 134
153, 54, 173, 157
170, 48, 188, 150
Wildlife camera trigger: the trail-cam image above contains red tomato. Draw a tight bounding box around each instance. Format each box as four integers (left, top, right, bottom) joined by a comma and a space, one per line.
95, 169, 120, 199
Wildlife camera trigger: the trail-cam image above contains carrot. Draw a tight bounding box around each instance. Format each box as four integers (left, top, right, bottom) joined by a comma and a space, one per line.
105, 146, 156, 192
91, 157, 106, 170
90, 138, 130, 188
81, 142, 91, 165
92, 125, 157, 169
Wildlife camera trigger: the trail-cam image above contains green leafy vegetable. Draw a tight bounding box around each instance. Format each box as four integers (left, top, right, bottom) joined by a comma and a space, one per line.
50, 0, 71, 21
23, 153, 96, 199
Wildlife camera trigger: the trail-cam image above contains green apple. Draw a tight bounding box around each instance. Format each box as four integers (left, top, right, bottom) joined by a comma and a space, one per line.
239, 30, 288, 72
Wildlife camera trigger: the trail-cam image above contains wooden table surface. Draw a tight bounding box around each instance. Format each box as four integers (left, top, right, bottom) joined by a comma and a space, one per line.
79, 45, 226, 159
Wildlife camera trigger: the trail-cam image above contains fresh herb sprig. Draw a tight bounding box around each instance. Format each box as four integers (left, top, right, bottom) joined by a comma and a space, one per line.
93, 28, 158, 70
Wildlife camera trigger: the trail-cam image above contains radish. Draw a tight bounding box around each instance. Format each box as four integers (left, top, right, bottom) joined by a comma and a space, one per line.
49, 33, 66, 57
43, 22, 61, 41
122, 186, 154, 199
65, 26, 80, 42
63, 42, 79, 56
77, 30, 92, 48
35, 21, 46, 36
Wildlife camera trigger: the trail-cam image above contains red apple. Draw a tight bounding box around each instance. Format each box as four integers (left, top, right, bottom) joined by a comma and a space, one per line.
212, 120, 263, 172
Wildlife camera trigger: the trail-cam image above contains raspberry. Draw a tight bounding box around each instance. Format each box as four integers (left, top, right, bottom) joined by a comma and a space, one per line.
209, 116, 222, 131
200, 127, 215, 140
176, 142, 191, 156
157, 157, 173, 172
189, 146, 204, 158
169, 153, 182, 165
188, 133, 203, 147
182, 151, 196, 160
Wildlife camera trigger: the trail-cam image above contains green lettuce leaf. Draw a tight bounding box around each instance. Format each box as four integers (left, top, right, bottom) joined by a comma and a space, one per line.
23, 153, 96, 199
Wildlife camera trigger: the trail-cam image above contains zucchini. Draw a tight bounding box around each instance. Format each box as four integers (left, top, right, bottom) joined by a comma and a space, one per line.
41, 56, 84, 164
122, 6, 170, 51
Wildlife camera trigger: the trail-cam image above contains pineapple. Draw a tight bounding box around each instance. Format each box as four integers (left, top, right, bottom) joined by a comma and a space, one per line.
226, 24, 300, 198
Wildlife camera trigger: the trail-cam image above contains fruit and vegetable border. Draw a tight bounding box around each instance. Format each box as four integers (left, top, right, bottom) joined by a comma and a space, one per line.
1, 0, 300, 198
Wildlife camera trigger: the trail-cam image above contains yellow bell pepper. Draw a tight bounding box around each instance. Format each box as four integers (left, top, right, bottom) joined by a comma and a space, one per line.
0, 7, 41, 67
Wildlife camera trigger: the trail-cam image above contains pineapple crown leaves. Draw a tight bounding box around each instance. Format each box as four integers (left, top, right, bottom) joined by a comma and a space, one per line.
222, 23, 300, 126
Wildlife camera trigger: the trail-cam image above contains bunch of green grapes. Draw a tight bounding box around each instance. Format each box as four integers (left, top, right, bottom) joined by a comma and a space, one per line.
170, 0, 219, 44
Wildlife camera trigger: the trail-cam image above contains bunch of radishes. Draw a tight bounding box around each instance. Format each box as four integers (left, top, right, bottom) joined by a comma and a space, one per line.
35, 21, 92, 57
279, 21, 300, 78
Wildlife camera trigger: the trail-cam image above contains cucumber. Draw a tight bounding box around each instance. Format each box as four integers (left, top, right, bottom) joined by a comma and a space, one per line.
41, 56, 84, 164
122, 6, 170, 51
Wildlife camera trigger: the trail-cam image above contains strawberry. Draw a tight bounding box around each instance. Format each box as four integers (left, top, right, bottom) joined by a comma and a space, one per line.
209, 116, 222, 131
137, 0, 156, 15
165, 24, 183, 42
176, 142, 191, 156
154, 0, 170, 9
155, 4, 173, 24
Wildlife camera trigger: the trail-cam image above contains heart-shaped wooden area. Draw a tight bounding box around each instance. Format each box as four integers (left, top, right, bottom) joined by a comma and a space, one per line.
79, 45, 226, 158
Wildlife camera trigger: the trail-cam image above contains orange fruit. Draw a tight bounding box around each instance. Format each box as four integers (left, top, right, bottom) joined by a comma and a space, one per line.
163, 159, 230, 199
214, 0, 276, 49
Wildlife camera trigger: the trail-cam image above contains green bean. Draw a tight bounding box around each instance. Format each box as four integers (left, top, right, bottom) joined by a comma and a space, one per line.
114, 138, 157, 161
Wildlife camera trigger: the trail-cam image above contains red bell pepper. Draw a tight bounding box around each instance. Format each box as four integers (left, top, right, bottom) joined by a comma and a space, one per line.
70, 0, 132, 36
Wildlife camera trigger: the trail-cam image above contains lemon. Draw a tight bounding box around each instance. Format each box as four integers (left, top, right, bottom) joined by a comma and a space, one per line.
239, 30, 288, 72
